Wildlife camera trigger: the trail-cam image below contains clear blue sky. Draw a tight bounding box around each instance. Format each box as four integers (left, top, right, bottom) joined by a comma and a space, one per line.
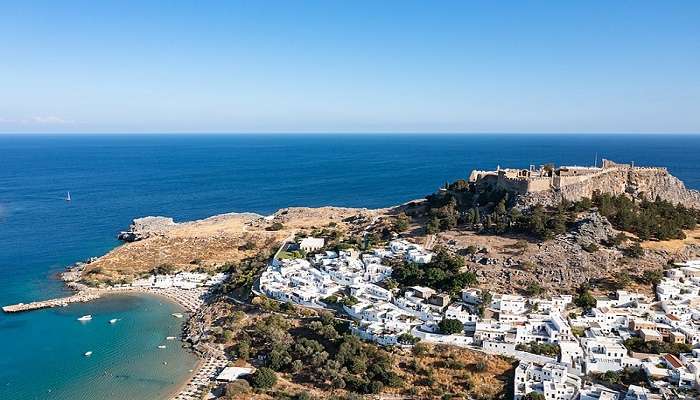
1, 1, 699, 133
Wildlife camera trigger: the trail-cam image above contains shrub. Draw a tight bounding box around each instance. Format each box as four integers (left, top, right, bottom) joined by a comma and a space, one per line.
623, 337, 692, 355
393, 213, 411, 232
641, 269, 663, 285
582, 243, 599, 253
249, 367, 277, 389
294, 392, 312, 400
238, 241, 256, 251
225, 379, 251, 397
266, 222, 284, 231
626, 242, 644, 258
525, 282, 544, 296
472, 360, 487, 372
151, 263, 176, 275
523, 392, 545, 400
397, 333, 420, 345
515, 342, 560, 357
412, 343, 430, 357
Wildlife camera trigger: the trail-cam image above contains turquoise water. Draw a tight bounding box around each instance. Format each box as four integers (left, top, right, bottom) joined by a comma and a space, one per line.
0, 293, 197, 400
1, 133, 700, 399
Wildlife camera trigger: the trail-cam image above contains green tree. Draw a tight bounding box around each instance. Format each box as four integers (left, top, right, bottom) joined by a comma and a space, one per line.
525, 282, 544, 296
524, 392, 545, 400
393, 213, 411, 232
250, 367, 277, 389
438, 318, 464, 335
574, 288, 596, 310
397, 333, 420, 345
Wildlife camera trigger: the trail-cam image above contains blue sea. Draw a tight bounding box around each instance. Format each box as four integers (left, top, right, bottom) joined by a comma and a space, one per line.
1, 133, 700, 399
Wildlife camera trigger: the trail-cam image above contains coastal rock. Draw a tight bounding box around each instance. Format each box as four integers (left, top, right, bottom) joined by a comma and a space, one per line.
118, 216, 176, 242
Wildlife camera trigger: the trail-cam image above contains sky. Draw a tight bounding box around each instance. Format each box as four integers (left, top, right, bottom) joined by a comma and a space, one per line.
0, 1, 699, 134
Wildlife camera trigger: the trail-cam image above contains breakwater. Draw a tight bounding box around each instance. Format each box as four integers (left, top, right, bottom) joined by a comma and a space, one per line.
2, 291, 101, 313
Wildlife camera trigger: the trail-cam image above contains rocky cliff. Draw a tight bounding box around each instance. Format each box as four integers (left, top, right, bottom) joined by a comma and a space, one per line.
519, 167, 700, 209
117, 216, 176, 242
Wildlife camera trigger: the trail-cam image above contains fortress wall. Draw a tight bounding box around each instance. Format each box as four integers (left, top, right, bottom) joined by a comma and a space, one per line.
557, 169, 613, 188
558, 169, 629, 201
471, 161, 700, 210
469, 170, 494, 182
526, 176, 552, 192
556, 168, 700, 209
497, 175, 529, 194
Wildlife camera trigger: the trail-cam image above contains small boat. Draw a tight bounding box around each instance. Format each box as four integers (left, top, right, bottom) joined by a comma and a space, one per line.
165, 336, 176, 340
157, 345, 167, 349
171, 313, 183, 319
65, 191, 71, 202
77, 315, 92, 321
84, 351, 93, 357
109, 318, 119, 324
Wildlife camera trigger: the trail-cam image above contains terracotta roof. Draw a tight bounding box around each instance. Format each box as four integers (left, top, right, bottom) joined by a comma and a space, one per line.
663, 353, 683, 369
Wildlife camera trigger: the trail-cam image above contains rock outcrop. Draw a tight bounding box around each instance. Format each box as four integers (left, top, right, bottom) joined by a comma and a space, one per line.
567, 212, 617, 247
117, 216, 176, 242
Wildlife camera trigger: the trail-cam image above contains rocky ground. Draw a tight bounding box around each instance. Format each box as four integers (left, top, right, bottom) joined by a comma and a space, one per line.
435, 213, 700, 296
85, 198, 700, 297
82, 206, 385, 284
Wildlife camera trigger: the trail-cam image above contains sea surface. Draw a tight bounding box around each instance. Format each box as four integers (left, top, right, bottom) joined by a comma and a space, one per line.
1, 133, 700, 399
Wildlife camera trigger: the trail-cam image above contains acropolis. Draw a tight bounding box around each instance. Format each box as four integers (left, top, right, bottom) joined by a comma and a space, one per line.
468, 159, 700, 208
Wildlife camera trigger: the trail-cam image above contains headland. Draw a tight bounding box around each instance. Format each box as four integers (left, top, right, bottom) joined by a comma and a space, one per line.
6, 158, 700, 400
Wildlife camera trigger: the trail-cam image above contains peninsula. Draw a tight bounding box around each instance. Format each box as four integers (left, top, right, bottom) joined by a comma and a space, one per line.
6, 159, 700, 400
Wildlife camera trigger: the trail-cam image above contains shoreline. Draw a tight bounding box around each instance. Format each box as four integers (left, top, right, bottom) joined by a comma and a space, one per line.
99, 289, 209, 400
97, 286, 224, 400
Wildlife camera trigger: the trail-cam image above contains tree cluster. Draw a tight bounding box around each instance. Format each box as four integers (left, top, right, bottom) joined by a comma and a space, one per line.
233, 313, 402, 395
391, 247, 476, 294
589, 367, 646, 389
585, 191, 698, 241
623, 337, 692, 356
515, 342, 560, 357
424, 180, 700, 244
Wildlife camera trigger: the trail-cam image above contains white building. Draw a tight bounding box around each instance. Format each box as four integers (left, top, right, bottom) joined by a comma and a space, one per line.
514, 313, 573, 344
300, 237, 325, 252
513, 361, 581, 400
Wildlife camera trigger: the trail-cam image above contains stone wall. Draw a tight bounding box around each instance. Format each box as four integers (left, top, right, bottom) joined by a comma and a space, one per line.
519, 167, 700, 209
526, 176, 553, 192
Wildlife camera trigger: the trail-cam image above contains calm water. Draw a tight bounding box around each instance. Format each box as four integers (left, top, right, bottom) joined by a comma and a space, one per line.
1, 133, 700, 399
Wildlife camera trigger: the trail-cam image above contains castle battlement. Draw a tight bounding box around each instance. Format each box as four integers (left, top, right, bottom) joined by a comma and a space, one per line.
465, 159, 700, 209
468, 159, 669, 195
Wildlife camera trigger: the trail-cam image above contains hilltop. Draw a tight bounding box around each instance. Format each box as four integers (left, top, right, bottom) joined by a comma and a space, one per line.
467, 159, 700, 209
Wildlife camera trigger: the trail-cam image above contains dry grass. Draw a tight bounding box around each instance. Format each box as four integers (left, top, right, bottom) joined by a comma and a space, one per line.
83, 206, 383, 282
640, 227, 700, 251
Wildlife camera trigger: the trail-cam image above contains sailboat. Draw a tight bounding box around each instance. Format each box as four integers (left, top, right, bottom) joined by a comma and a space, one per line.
65, 191, 72, 202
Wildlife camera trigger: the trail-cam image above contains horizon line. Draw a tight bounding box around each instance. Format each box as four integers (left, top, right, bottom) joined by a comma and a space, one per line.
2, 131, 700, 136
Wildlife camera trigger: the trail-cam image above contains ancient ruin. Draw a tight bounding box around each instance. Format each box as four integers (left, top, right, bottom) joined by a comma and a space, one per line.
468, 159, 700, 208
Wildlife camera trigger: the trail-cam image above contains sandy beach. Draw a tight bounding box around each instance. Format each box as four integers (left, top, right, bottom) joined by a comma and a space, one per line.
99, 286, 227, 400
